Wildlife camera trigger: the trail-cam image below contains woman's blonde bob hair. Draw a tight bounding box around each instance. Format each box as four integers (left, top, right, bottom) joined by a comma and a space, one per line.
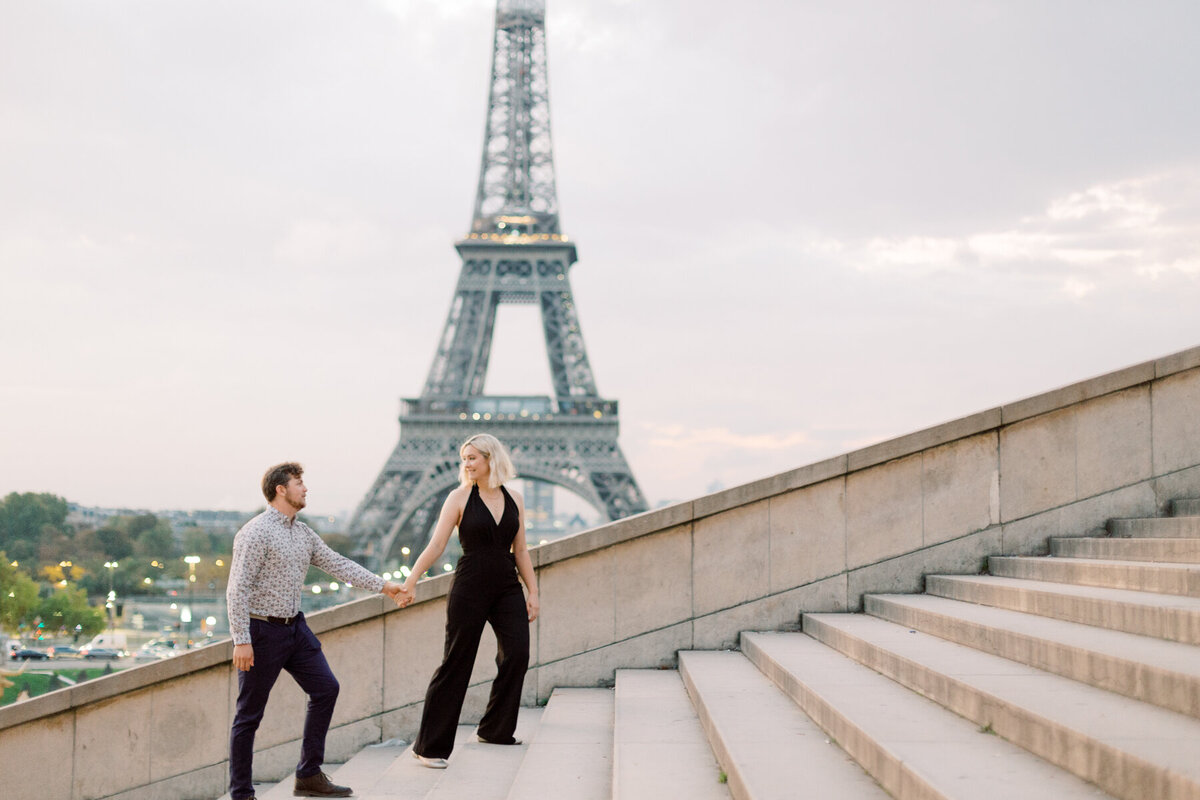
458, 433, 517, 489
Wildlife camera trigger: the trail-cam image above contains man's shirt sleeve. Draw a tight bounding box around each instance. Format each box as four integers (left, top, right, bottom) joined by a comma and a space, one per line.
306, 528, 385, 593
226, 525, 268, 645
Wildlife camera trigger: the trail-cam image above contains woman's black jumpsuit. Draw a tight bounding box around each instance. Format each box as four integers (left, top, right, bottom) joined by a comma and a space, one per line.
413, 484, 529, 758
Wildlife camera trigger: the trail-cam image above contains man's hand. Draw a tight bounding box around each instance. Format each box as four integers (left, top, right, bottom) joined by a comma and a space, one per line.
383, 581, 414, 608
233, 643, 254, 672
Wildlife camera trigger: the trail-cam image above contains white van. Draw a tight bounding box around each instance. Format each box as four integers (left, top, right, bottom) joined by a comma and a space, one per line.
84, 632, 128, 651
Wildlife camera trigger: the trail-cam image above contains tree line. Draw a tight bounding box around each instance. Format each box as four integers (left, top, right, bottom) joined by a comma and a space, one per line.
0, 492, 241, 639
0, 491, 357, 640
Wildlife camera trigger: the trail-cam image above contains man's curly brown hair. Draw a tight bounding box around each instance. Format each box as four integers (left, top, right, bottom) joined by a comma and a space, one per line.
261, 462, 303, 503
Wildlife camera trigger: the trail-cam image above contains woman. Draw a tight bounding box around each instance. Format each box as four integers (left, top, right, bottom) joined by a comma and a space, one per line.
402, 433, 540, 769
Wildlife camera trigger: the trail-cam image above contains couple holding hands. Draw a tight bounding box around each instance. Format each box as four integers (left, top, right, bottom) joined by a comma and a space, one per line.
225, 434, 537, 799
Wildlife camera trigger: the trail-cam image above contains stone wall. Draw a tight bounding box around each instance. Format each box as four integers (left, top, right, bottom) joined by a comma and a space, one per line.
3, 345, 1200, 800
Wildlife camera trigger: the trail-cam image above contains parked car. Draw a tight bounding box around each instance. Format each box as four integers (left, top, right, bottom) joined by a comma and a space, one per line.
79, 647, 124, 660
134, 643, 177, 661
46, 645, 80, 659
11, 647, 50, 661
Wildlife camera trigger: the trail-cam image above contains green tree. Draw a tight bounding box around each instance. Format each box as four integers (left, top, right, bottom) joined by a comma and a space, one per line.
94, 525, 134, 561
133, 518, 178, 561
36, 524, 76, 567
72, 527, 107, 562
179, 525, 215, 557
37, 585, 104, 638
123, 514, 160, 538
0, 493, 70, 565
0, 553, 41, 634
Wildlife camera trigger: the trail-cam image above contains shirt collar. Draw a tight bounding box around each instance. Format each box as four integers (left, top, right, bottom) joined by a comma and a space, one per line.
266, 505, 297, 527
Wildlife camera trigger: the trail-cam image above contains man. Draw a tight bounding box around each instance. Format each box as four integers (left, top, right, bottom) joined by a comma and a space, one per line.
226, 462, 409, 800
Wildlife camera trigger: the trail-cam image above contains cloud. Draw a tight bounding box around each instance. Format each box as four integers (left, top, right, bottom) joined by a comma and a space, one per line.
860, 236, 963, 275
1136, 258, 1200, 279
806, 169, 1200, 294
1045, 181, 1162, 227
1060, 277, 1097, 300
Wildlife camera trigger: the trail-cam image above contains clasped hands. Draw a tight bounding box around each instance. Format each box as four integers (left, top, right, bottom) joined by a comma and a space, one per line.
382, 581, 415, 608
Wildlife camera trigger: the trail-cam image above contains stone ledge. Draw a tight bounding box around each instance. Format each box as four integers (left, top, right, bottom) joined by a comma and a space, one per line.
0, 686, 72, 728
0, 642, 235, 729
693, 456, 847, 519
517, 345, 1195, 565
534, 500, 694, 564
305, 592, 395, 635
1156, 345, 1200, 378
1001, 361, 1155, 425
73, 644, 232, 707
846, 409, 1000, 473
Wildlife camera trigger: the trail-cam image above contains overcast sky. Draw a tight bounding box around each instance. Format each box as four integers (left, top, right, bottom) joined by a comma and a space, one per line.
2, 0, 1198, 520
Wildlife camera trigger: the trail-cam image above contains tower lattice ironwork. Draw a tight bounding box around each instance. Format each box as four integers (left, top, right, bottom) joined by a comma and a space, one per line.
348, 0, 648, 567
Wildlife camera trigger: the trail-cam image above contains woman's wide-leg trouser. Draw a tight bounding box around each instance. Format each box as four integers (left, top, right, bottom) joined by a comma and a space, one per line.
413, 583, 529, 758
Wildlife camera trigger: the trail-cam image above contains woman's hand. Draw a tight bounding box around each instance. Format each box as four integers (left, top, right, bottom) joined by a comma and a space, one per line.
526, 593, 540, 622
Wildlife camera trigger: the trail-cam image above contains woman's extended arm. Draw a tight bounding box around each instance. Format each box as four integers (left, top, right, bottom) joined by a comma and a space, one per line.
509, 490, 539, 621
401, 489, 465, 597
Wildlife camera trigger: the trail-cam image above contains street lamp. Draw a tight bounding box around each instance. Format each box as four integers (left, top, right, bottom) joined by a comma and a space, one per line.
184, 556, 200, 646
103, 561, 119, 633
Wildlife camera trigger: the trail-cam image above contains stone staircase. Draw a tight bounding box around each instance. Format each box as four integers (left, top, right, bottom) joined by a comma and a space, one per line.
222, 501, 1200, 800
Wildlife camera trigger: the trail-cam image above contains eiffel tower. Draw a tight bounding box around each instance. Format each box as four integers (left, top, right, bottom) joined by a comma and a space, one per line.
349, 0, 648, 568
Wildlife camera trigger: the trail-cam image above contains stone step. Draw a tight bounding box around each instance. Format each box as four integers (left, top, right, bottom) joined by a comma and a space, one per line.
865, 593, 1200, 718
926, 574, 1200, 644
1172, 499, 1200, 517
505, 689, 613, 800
803, 613, 1200, 800
742, 630, 1119, 800
226, 760, 349, 800
1050, 537, 1200, 563
302, 740, 409, 799
989, 555, 1200, 597
1109, 517, 1200, 538
678, 649, 890, 800
358, 726, 474, 800
612, 669, 730, 800
215, 781, 279, 800
420, 708, 543, 800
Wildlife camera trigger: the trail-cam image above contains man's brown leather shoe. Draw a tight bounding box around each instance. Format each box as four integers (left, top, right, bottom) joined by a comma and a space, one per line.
293, 771, 351, 797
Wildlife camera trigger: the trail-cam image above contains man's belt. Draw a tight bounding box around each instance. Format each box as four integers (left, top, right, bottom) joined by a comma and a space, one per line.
249, 613, 297, 625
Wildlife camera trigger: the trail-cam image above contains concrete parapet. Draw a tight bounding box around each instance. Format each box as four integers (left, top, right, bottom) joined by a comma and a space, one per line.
5, 344, 1200, 799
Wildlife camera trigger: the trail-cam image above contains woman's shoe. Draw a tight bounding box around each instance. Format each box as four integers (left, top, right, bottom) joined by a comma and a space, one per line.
412, 752, 448, 769
476, 735, 522, 745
